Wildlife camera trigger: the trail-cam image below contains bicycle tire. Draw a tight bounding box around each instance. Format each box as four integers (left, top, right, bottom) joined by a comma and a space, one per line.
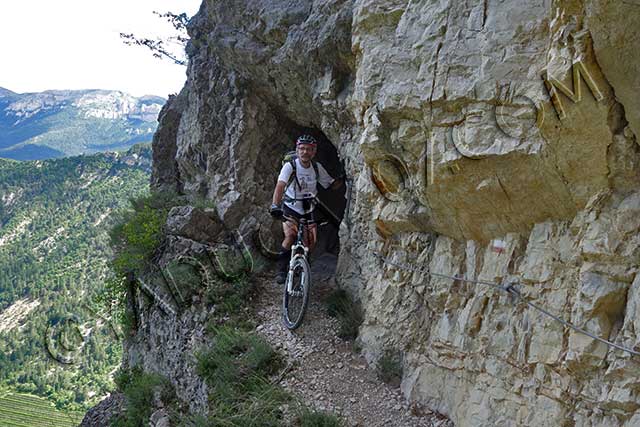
282, 256, 311, 330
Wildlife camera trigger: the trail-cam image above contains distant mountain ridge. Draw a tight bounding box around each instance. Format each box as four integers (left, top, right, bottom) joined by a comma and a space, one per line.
0, 87, 165, 160
0, 88, 16, 97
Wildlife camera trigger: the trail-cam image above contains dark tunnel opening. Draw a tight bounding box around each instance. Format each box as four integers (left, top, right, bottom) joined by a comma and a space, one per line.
257, 117, 348, 259
298, 126, 347, 256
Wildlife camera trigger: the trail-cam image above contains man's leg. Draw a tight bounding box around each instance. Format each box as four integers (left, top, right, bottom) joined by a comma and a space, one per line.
303, 224, 318, 253
276, 221, 297, 284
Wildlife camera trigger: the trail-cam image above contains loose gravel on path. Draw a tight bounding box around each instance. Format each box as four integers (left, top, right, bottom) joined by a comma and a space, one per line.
253, 255, 453, 427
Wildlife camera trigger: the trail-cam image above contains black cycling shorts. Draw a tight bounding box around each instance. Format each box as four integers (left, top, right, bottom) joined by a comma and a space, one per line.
283, 204, 316, 222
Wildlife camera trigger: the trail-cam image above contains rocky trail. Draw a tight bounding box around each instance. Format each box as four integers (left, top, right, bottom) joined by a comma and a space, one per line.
253, 254, 452, 427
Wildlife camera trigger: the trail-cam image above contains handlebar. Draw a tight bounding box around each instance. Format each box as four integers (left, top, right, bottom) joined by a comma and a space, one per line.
283, 195, 317, 202
279, 194, 342, 226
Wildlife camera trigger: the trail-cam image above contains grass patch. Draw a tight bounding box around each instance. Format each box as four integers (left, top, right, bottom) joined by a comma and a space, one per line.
376, 349, 403, 387
194, 273, 344, 426
324, 289, 363, 340
195, 326, 287, 426
298, 408, 343, 427
112, 367, 174, 427
205, 274, 254, 321
194, 326, 344, 426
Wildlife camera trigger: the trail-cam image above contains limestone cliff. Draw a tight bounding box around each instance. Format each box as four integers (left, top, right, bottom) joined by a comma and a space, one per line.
146, 1, 640, 426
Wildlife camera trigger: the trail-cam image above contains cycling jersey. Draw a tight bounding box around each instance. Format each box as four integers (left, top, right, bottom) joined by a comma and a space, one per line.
277, 158, 334, 214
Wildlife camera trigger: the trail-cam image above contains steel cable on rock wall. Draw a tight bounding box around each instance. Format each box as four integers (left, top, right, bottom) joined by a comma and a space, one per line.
372, 252, 640, 357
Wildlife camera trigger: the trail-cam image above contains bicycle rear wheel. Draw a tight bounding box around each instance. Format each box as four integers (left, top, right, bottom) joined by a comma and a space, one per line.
282, 256, 311, 330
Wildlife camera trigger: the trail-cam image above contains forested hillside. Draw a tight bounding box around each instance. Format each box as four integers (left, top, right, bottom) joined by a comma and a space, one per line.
0, 144, 151, 411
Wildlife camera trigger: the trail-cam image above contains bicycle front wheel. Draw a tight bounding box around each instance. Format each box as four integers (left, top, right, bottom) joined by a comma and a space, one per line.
282, 256, 311, 330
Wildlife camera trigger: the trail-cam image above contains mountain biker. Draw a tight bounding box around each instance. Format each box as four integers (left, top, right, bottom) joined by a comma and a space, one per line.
269, 134, 343, 284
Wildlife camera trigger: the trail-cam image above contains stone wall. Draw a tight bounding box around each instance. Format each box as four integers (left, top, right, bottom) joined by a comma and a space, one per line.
145, 1, 640, 425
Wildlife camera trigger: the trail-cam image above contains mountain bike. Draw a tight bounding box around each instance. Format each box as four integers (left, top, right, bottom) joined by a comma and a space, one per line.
280, 212, 315, 329
280, 192, 336, 330
277, 191, 343, 329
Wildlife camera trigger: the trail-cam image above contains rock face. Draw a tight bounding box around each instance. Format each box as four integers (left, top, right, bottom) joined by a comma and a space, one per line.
142, 1, 640, 426
124, 292, 211, 415
165, 205, 224, 242
151, 92, 188, 192
80, 393, 126, 427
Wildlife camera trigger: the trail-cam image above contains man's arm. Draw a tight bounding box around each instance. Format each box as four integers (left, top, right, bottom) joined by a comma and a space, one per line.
317, 162, 343, 191
273, 162, 293, 205
329, 178, 343, 191
272, 180, 287, 205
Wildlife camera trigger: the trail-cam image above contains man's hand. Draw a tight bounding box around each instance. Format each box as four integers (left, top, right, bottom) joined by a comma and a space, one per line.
270, 203, 283, 218
332, 160, 347, 191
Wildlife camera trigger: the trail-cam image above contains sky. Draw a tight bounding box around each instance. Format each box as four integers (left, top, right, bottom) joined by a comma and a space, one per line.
0, 0, 202, 98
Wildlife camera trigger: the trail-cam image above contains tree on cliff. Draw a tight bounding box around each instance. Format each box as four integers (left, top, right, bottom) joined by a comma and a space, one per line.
120, 12, 189, 66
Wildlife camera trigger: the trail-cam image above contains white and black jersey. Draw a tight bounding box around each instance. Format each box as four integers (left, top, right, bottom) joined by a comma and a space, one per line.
277, 159, 334, 214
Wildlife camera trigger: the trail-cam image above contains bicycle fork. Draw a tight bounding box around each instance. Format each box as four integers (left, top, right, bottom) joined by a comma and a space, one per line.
286, 247, 308, 296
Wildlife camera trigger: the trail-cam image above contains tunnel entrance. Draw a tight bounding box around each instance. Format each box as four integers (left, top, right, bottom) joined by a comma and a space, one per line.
302, 127, 346, 256
257, 121, 347, 260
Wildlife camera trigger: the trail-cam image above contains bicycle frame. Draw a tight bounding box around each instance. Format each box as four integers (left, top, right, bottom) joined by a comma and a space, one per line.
279, 199, 331, 329
283, 215, 312, 295
278, 190, 343, 329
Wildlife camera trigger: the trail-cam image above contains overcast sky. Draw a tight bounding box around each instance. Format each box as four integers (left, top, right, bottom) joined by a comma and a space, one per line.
0, 0, 202, 97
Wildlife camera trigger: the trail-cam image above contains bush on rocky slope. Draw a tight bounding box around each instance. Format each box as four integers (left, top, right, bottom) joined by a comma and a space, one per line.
112, 367, 175, 427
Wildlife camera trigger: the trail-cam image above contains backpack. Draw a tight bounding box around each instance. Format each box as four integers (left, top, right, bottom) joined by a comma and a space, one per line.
282, 151, 319, 192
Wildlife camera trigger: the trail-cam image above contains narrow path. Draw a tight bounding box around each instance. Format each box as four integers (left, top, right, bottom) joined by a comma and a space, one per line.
253, 254, 452, 427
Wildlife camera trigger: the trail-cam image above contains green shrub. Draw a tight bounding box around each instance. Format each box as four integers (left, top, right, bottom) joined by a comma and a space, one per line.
324, 289, 363, 340
189, 196, 217, 211
376, 349, 403, 387
101, 191, 180, 334
109, 191, 177, 277
299, 408, 342, 427
113, 367, 174, 427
